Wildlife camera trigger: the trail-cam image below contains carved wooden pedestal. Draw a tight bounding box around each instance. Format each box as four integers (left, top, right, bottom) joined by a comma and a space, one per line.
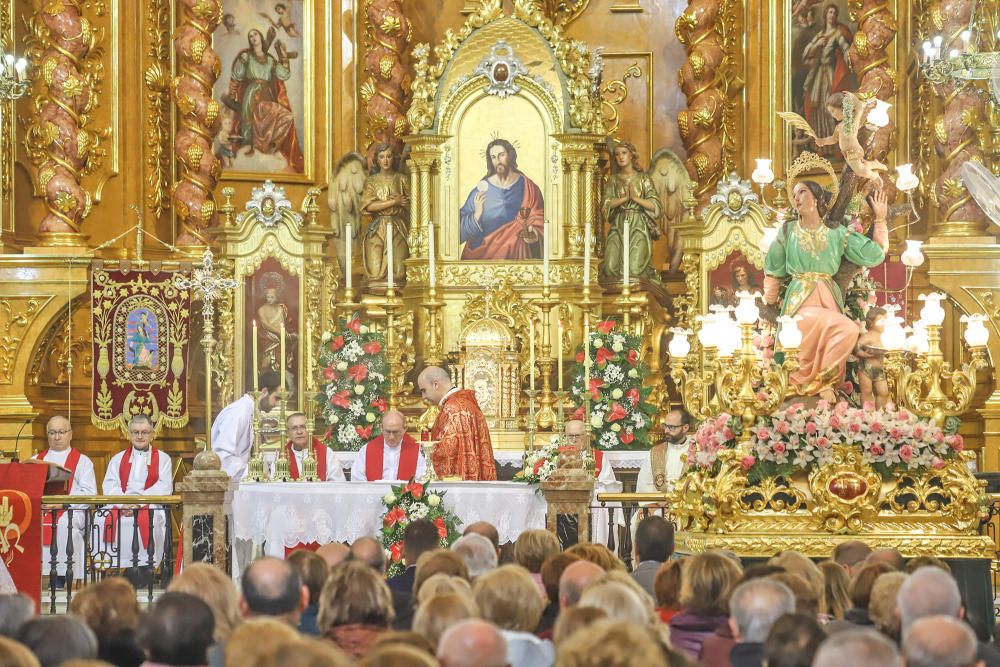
541, 469, 595, 549
177, 448, 231, 572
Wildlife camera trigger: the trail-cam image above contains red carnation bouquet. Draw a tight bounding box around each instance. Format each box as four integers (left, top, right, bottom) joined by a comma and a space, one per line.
318, 314, 390, 451
379, 481, 462, 577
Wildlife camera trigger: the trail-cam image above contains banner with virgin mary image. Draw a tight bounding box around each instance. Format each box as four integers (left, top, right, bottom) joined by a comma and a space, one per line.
91, 265, 193, 433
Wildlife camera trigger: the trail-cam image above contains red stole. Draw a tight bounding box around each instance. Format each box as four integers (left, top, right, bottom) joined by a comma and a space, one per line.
364, 434, 420, 481
38, 448, 81, 546
594, 449, 604, 480
104, 447, 160, 547
285, 439, 328, 480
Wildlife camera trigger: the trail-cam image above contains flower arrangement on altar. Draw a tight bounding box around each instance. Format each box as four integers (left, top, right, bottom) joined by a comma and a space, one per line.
513, 435, 595, 484
318, 314, 390, 451
569, 319, 655, 450
687, 401, 965, 482
379, 481, 462, 577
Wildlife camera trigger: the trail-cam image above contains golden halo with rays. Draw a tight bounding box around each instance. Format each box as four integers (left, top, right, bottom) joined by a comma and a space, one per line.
785, 151, 839, 205
478, 133, 522, 158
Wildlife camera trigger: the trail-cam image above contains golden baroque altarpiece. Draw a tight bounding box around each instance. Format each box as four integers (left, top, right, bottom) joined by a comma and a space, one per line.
0, 0, 997, 560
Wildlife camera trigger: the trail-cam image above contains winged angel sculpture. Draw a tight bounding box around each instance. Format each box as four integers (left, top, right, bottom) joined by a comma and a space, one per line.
328, 145, 411, 285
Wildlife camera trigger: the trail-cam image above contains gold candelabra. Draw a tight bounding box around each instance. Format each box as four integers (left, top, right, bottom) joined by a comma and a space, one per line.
246, 391, 269, 482
881, 297, 990, 427
0, 53, 29, 101
423, 283, 445, 366
534, 286, 558, 429
272, 388, 292, 482
524, 389, 539, 451
668, 293, 801, 447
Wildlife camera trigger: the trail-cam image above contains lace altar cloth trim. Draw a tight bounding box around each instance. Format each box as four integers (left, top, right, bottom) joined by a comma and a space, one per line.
232, 481, 548, 552
332, 450, 648, 471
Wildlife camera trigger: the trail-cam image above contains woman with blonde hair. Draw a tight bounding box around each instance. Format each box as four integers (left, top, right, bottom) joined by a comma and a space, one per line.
669, 551, 742, 659
818, 560, 851, 620
414, 574, 474, 606
68, 578, 143, 667
318, 561, 395, 659
412, 593, 479, 650
513, 529, 561, 596
564, 542, 626, 572
474, 565, 554, 667
578, 581, 653, 626
769, 551, 827, 618
168, 563, 242, 643
412, 550, 469, 597
225, 619, 299, 667
0, 637, 39, 667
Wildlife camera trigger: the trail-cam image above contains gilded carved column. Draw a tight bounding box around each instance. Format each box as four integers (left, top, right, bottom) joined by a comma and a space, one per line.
567, 158, 582, 255
362, 0, 410, 154
417, 158, 432, 254
171, 0, 223, 246
923, 0, 988, 236
675, 0, 741, 200
22, 0, 106, 244
848, 1, 897, 167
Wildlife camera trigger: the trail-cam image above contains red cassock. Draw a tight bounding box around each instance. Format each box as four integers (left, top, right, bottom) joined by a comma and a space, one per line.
364, 434, 421, 481
431, 389, 497, 481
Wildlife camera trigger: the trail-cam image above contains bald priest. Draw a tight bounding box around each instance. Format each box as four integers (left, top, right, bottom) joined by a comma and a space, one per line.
351, 411, 426, 482
417, 366, 496, 481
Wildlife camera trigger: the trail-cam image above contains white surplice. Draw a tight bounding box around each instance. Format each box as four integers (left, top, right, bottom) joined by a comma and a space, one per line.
211, 394, 256, 480
100, 447, 173, 567
34, 448, 96, 577
350, 442, 427, 482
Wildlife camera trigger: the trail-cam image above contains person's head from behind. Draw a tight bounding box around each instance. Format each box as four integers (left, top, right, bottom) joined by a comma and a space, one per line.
680, 550, 742, 616
462, 521, 500, 559
558, 559, 605, 609
512, 529, 560, 574
317, 561, 395, 632
813, 629, 902, 667
541, 552, 580, 605
286, 549, 330, 609
869, 571, 908, 641
69, 577, 141, 644
728, 578, 794, 643
436, 619, 506, 667
867, 549, 905, 571
554, 619, 668, 667
0, 594, 33, 638
240, 557, 307, 622
137, 592, 215, 667
413, 549, 469, 597
473, 564, 544, 632
0, 637, 39, 667
848, 561, 895, 610
552, 606, 608, 647
578, 581, 651, 625
451, 533, 498, 578
818, 560, 851, 619
903, 615, 983, 667
768, 551, 826, 615
359, 644, 437, 667
762, 613, 825, 667
897, 565, 963, 632
402, 519, 441, 567
634, 516, 674, 564
16, 617, 97, 667
415, 574, 474, 607
652, 559, 684, 611
767, 572, 819, 618
564, 542, 625, 571
168, 563, 242, 643
350, 536, 387, 574
224, 618, 299, 667
412, 593, 479, 651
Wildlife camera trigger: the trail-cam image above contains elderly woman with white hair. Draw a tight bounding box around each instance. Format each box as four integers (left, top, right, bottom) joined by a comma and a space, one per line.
451, 533, 498, 579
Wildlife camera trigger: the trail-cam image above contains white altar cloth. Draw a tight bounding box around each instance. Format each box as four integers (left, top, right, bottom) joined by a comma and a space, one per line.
233, 481, 548, 557
332, 449, 648, 472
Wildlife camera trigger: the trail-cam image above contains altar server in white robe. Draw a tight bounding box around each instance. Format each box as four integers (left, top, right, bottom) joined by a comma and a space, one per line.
636, 409, 693, 494
34, 415, 96, 579
563, 420, 622, 546
283, 412, 345, 481
211, 371, 282, 480
351, 411, 427, 482
101, 414, 173, 568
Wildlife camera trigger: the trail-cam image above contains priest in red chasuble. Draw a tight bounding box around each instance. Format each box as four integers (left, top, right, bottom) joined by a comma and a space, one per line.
285, 413, 344, 481
351, 411, 426, 481
417, 367, 497, 481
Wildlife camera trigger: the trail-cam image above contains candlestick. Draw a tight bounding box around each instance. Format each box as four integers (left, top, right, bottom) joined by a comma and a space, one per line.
306, 320, 313, 391
279, 322, 286, 390
387, 222, 395, 292
557, 318, 563, 391
252, 320, 259, 392
529, 318, 536, 391
583, 313, 590, 393
583, 223, 591, 287
622, 219, 630, 286
542, 219, 550, 286
345, 223, 353, 291
428, 220, 437, 288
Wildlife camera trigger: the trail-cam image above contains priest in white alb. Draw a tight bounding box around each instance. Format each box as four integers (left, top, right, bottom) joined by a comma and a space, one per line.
283, 412, 344, 481
101, 414, 173, 571
211, 371, 282, 481
33, 415, 96, 581
351, 411, 426, 482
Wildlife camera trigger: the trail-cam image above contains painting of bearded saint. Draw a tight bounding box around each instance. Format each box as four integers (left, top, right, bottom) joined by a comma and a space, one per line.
459, 139, 544, 260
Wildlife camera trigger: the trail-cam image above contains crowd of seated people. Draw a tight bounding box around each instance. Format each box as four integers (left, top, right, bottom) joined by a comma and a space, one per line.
1, 517, 997, 667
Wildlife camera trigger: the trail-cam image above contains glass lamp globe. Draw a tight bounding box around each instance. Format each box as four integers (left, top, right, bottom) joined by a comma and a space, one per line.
880, 315, 907, 351
961, 314, 990, 347
900, 240, 925, 268
751, 159, 775, 186
918, 293, 946, 327
697, 314, 717, 349
668, 328, 692, 359
734, 291, 761, 324
776, 315, 802, 350
894, 164, 919, 192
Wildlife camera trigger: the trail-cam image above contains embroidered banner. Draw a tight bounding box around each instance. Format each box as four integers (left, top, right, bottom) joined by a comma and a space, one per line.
0, 463, 47, 607
91, 266, 192, 433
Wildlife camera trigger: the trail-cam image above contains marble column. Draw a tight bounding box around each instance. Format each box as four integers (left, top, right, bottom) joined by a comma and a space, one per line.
540, 467, 595, 549
177, 447, 231, 572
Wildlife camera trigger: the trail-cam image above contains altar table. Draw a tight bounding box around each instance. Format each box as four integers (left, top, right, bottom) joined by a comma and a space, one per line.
331, 449, 648, 473
232, 481, 548, 557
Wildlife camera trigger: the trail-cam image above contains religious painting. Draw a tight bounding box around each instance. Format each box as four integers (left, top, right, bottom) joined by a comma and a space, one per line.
125, 308, 160, 371
456, 94, 547, 261
787, 0, 858, 164
244, 258, 300, 395
213, 0, 309, 179
708, 252, 764, 309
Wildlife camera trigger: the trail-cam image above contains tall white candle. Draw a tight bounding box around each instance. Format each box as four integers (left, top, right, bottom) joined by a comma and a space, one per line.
428, 221, 436, 288
252, 320, 259, 392
306, 320, 312, 391
345, 223, 353, 291
584, 223, 591, 287
542, 219, 550, 286
279, 322, 286, 391
583, 314, 590, 393
622, 220, 630, 286
387, 221, 395, 291
529, 319, 536, 391
557, 318, 563, 391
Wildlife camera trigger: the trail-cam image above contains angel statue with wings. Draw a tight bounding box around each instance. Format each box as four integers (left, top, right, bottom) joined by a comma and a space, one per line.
601, 142, 688, 280
328, 144, 410, 287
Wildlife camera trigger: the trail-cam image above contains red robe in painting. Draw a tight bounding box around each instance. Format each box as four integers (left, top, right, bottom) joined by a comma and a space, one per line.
431, 390, 497, 481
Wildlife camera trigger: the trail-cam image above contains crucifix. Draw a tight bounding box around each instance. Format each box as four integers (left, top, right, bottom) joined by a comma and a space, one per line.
175, 249, 239, 447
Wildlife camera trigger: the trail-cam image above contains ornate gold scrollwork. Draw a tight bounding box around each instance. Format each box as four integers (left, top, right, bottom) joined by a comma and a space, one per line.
600, 62, 642, 139
144, 0, 171, 220
808, 446, 883, 532
0, 297, 47, 385
461, 278, 532, 344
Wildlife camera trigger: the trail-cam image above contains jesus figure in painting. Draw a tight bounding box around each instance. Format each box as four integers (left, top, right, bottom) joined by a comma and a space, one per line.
459, 139, 544, 261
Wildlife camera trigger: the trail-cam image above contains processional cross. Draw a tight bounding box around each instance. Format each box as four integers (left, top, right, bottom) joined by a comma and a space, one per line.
175, 249, 239, 446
